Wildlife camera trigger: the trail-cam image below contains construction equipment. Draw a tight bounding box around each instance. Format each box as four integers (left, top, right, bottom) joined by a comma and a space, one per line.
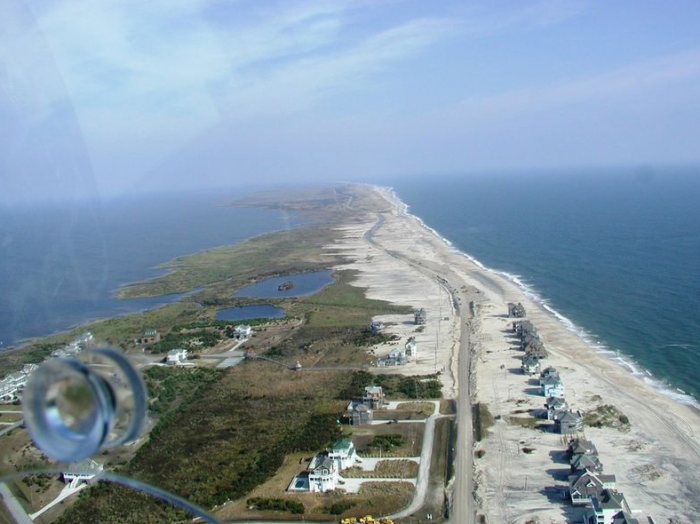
340, 516, 394, 524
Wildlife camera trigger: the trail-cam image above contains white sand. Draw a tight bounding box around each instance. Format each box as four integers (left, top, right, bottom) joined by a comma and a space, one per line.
326, 184, 700, 523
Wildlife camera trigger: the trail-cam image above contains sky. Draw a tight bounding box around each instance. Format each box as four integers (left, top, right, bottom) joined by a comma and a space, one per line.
1, 0, 700, 204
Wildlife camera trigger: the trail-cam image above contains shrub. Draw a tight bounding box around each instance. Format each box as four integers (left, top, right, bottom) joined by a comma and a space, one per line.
323, 500, 357, 515
246, 498, 305, 514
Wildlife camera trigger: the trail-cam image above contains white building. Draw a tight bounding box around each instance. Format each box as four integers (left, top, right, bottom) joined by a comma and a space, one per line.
328, 438, 358, 470
583, 490, 640, 524
167, 349, 188, 365
0, 367, 34, 404
405, 337, 417, 359
308, 455, 338, 492
62, 459, 103, 485
233, 325, 253, 339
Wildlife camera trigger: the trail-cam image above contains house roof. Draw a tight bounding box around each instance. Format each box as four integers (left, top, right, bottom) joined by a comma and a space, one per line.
558, 410, 582, 423
313, 456, 335, 474
6, 372, 25, 382
365, 386, 383, 395
353, 404, 369, 413
569, 471, 605, 497
572, 453, 602, 471
63, 459, 103, 475
569, 471, 616, 496
593, 489, 628, 511
569, 438, 598, 456
612, 512, 641, 524
332, 438, 354, 451
545, 396, 567, 408
542, 376, 563, 386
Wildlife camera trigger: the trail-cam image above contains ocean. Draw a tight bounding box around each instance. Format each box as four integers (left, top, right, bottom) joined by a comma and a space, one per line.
0, 190, 303, 348
391, 169, 700, 404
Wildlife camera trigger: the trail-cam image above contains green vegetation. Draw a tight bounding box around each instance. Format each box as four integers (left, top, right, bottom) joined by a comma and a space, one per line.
147, 328, 222, 353
509, 416, 539, 429
118, 225, 340, 299
473, 403, 494, 442
323, 500, 357, 514
144, 367, 221, 416
368, 434, 404, 453
57, 265, 408, 522
338, 371, 443, 400
246, 498, 305, 514
12, 186, 429, 522
353, 331, 399, 347
398, 376, 442, 399
583, 404, 631, 431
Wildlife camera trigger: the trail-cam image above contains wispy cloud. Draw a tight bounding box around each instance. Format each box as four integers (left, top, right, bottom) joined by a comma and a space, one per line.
449, 47, 700, 120
0, 0, 589, 197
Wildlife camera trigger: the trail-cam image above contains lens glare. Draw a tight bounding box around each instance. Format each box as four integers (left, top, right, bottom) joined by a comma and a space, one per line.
23, 348, 146, 462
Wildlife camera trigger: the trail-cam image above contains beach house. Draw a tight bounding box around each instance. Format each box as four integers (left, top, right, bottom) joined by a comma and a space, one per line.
0, 364, 37, 404
308, 455, 339, 492
568, 438, 598, 458
514, 320, 535, 337
414, 308, 427, 325
350, 403, 373, 426
62, 459, 104, 486
568, 470, 617, 506
370, 321, 384, 334
583, 490, 641, 524
378, 346, 406, 366
524, 338, 548, 359
571, 452, 604, 474
166, 348, 188, 365
233, 325, 253, 339
545, 396, 569, 420
539, 366, 560, 384
541, 375, 564, 397
507, 302, 527, 318
521, 356, 542, 375
328, 438, 358, 469
405, 337, 417, 359
556, 410, 583, 434
136, 329, 161, 347
363, 386, 385, 409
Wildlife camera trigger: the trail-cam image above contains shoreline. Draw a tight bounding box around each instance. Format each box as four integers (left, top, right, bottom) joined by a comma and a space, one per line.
336, 183, 700, 521
386, 186, 700, 413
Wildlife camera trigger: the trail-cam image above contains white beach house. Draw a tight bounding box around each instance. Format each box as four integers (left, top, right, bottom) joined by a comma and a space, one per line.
328, 438, 358, 469
167, 349, 188, 365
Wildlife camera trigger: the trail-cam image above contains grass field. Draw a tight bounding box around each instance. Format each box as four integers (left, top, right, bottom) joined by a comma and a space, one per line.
53, 259, 416, 522
117, 225, 340, 299
2, 184, 451, 523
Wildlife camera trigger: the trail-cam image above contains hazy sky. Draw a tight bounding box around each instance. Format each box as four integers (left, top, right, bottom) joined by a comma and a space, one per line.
2, 0, 700, 204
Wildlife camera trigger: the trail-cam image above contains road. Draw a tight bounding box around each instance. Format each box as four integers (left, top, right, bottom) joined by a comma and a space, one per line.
0, 484, 32, 524
0, 421, 23, 438
365, 206, 476, 524
389, 401, 443, 519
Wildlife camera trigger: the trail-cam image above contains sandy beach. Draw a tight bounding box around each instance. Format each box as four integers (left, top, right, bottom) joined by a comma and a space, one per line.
327, 184, 700, 523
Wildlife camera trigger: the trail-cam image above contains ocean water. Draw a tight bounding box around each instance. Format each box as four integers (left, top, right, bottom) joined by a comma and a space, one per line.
0, 191, 303, 347
391, 170, 700, 403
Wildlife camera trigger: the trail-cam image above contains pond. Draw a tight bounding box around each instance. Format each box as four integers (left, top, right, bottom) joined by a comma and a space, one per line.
232, 270, 335, 298
215, 304, 285, 321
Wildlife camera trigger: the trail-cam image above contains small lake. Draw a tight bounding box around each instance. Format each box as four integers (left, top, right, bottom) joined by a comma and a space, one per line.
215, 304, 285, 321
232, 270, 335, 299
